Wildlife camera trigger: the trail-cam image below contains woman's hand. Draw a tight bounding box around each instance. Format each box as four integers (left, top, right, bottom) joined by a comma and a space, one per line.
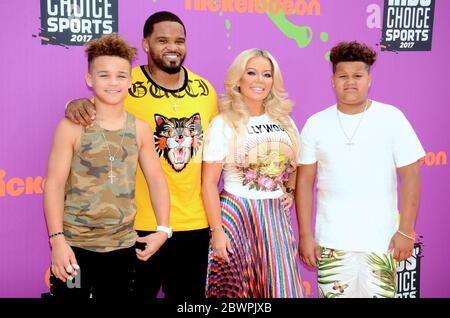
211, 228, 233, 264
280, 189, 294, 211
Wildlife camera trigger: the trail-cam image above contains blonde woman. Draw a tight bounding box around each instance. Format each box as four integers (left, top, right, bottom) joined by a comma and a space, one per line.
202, 49, 304, 298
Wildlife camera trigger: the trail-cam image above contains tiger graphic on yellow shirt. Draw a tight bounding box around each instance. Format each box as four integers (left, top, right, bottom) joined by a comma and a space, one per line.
153, 113, 203, 172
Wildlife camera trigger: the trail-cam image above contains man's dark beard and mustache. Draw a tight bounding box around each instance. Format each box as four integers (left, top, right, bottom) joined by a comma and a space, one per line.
150, 51, 186, 74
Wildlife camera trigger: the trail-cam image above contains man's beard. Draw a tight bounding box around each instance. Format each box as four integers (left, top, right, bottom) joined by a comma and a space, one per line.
151, 52, 186, 74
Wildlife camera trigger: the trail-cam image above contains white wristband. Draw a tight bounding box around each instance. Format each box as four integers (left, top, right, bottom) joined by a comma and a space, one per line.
156, 225, 173, 238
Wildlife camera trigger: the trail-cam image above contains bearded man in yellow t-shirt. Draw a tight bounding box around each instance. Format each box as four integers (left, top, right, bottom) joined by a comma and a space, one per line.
65, 11, 218, 300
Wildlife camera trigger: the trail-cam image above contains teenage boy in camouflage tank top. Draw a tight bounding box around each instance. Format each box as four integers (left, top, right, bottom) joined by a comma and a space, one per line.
44, 33, 170, 300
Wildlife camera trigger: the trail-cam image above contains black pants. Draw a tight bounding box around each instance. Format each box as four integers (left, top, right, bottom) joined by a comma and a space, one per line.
50, 245, 136, 301
133, 228, 210, 301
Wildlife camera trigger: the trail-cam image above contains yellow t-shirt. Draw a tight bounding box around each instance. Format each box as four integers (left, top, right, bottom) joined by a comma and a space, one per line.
125, 65, 218, 231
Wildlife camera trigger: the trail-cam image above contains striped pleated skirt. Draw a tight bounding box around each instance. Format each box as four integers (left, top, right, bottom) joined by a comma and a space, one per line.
205, 191, 305, 298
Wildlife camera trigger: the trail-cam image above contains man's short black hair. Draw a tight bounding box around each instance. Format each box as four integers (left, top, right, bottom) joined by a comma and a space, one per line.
143, 11, 186, 38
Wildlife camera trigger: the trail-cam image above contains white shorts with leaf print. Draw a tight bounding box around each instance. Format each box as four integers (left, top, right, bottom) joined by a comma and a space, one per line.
317, 246, 398, 298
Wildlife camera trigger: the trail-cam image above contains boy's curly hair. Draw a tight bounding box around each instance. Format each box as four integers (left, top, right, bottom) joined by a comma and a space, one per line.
330, 41, 377, 73
85, 33, 137, 66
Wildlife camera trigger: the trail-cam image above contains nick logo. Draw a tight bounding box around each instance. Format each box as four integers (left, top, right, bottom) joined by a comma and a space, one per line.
0, 169, 45, 197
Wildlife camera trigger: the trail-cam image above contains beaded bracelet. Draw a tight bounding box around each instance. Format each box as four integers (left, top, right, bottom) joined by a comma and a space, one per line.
397, 230, 416, 242
48, 231, 64, 239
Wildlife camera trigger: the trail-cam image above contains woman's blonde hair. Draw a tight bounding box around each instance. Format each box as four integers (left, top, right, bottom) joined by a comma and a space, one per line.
220, 48, 300, 160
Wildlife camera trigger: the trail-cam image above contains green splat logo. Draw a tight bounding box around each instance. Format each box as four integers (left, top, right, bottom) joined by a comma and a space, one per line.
266, 10, 313, 49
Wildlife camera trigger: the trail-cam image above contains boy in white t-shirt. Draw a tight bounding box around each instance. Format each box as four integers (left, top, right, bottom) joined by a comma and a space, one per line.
295, 41, 425, 298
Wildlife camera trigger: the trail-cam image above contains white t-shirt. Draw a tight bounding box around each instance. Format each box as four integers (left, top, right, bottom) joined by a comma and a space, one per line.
299, 101, 426, 253
203, 113, 299, 199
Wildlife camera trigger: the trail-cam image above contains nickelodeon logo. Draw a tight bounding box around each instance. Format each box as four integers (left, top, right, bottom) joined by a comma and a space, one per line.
0, 169, 45, 197
185, 0, 321, 16
419, 151, 447, 167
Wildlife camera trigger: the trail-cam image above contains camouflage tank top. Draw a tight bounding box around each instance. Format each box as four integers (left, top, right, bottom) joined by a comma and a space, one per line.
64, 112, 138, 252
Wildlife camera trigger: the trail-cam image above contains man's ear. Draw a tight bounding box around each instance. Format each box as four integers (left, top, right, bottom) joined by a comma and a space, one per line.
142, 38, 149, 53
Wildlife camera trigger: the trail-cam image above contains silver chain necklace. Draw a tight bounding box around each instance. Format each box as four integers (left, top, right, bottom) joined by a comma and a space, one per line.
336, 100, 369, 148
99, 113, 128, 184
145, 66, 184, 111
